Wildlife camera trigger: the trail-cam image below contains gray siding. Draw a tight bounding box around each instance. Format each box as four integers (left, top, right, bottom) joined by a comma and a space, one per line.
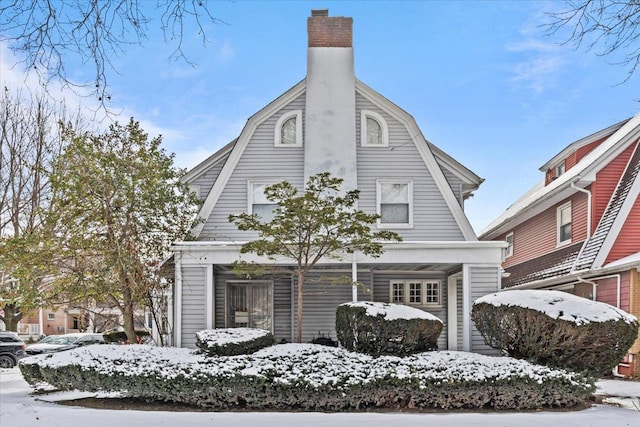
201, 92, 306, 240
371, 271, 448, 350
456, 279, 464, 351
180, 266, 207, 348
441, 168, 464, 207
192, 150, 232, 201
355, 92, 464, 241
469, 266, 500, 355
214, 269, 293, 342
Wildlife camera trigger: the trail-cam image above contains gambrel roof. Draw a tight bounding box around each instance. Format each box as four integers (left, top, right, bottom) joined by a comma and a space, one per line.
186, 78, 484, 241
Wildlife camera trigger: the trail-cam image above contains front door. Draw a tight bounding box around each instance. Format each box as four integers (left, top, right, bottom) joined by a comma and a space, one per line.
226, 281, 273, 332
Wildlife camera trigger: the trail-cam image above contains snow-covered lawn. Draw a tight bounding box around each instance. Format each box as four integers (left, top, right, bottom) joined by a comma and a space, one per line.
1, 366, 639, 427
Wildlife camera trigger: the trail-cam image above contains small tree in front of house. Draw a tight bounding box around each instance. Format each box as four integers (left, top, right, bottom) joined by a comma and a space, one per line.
229, 172, 402, 343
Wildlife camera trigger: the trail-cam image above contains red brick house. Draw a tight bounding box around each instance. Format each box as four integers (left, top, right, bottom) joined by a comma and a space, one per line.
480, 114, 640, 377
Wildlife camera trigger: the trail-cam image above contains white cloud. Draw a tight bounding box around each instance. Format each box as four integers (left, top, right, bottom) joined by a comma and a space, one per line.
216, 40, 235, 61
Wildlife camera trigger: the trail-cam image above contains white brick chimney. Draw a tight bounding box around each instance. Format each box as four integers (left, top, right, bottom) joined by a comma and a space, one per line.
304, 9, 357, 192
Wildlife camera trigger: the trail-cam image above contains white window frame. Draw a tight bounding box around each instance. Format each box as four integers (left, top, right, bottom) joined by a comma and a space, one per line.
360, 110, 389, 147
389, 280, 442, 307
376, 179, 413, 229
274, 110, 302, 147
557, 202, 572, 246
505, 232, 514, 258
47, 313, 56, 320
248, 181, 279, 221
556, 161, 566, 177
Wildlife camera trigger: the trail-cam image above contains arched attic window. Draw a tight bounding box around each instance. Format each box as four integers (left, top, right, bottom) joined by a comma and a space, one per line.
361, 110, 389, 147
274, 110, 303, 147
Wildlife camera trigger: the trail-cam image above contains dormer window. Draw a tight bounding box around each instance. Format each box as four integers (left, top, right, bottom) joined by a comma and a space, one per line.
505, 232, 514, 258
557, 202, 572, 245
361, 110, 388, 147
274, 110, 302, 147
556, 161, 566, 177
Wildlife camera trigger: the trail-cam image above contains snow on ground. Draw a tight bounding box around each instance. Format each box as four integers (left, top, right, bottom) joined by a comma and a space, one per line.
475, 290, 637, 325
2, 367, 639, 427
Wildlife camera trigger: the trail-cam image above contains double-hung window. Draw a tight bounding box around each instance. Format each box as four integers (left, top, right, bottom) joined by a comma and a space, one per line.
390, 280, 441, 306
557, 202, 572, 245
249, 182, 278, 222
377, 180, 413, 228
505, 232, 514, 258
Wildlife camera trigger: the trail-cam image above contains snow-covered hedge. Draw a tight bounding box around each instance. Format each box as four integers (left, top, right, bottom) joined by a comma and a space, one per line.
472, 290, 639, 376
336, 301, 443, 356
195, 328, 275, 356
20, 343, 594, 411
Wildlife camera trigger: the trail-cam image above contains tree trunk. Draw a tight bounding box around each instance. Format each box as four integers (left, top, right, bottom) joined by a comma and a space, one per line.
122, 286, 138, 344
1, 304, 23, 332
296, 270, 304, 343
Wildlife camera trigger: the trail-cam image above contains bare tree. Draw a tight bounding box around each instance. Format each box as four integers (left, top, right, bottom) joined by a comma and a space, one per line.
0, 87, 85, 331
546, 0, 640, 82
0, 0, 223, 106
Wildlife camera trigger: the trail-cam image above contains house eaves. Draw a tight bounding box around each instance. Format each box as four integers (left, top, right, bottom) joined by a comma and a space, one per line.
539, 118, 630, 172
480, 113, 640, 240
428, 142, 484, 191
181, 139, 237, 184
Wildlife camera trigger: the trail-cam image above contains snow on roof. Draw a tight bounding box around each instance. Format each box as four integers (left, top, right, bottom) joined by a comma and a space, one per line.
475, 290, 637, 325
341, 301, 442, 322
196, 328, 271, 346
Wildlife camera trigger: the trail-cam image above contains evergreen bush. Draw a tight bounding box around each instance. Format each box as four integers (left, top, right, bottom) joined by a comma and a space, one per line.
472, 290, 639, 376
195, 328, 275, 356
336, 301, 442, 356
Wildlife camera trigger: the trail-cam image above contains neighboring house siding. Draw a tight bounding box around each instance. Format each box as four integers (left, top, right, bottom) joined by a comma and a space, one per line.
469, 266, 500, 355
593, 143, 636, 229
180, 266, 207, 348
575, 138, 605, 166
607, 194, 640, 263
355, 92, 464, 241
596, 273, 631, 312
501, 192, 588, 268
191, 150, 232, 200
200, 93, 307, 241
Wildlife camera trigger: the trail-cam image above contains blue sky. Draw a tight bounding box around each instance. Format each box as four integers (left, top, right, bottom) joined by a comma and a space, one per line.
1, 1, 638, 233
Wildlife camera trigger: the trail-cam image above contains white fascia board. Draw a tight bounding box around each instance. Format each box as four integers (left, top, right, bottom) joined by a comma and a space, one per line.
181, 140, 236, 184
481, 114, 640, 240
428, 142, 483, 187
539, 118, 630, 172
172, 240, 506, 266
190, 80, 306, 238
355, 80, 478, 241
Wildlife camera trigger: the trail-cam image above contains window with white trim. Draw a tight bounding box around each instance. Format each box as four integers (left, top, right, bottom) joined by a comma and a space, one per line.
361, 110, 388, 147
249, 181, 278, 222
377, 180, 413, 228
556, 161, 566, 177
557, 202, 572, 245
47, 313, 56, 320
505, 232, 514, 258
390, 280, 441, 306
274, 110, 302, 146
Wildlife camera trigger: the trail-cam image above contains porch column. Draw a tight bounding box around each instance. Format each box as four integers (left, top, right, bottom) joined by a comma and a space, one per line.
462, 264, 471, 352
351, 252, 358, 302
447, 275, 458, 351
205, 264, 214, 329
174, 252, 182, 347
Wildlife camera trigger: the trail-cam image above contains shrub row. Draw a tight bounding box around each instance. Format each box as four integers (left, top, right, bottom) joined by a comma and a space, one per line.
103, 330, 151, 344
336, 302, 443, 356
19, 343, 594, 410
472, 296, 639, 377
195, 328, 275, 356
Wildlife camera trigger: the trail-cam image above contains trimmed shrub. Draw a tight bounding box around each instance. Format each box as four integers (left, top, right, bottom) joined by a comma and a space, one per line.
472, 290, 639, 376
195, 328, 275, 356
310, 332, 338, 347
336, 301, 442, 356
103, 330, 151, 344
18, 343, 594, 410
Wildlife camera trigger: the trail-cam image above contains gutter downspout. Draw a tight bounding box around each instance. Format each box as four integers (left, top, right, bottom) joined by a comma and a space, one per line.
571, 183, 592, 238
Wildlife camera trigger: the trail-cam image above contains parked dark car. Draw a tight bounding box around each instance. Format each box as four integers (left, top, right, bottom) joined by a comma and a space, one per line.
26, 333, 104, 355
0, 331, 27, 368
